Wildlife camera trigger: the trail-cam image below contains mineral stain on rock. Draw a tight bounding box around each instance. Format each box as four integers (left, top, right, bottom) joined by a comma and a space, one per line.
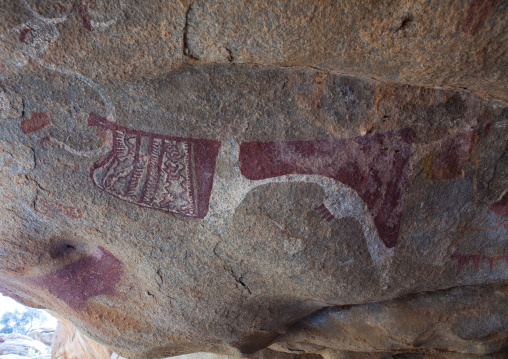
34, 246, 123, 311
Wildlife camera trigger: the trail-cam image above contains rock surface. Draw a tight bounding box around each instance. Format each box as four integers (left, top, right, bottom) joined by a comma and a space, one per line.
53, 317, 322, 359
26, 328, 54, 347
51, 316, 113, 359
0, 0, 506, 358
0, 333, 48, 357
1, 0, 506, 101
271, 283, 508, 357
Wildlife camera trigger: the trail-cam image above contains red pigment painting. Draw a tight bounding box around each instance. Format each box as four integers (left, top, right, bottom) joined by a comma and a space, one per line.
430, 131, 477, 180
20, 113, 50, 134
315, 204, 335, 222
34, 247, 123, 311
491, 192, 508, 218
462, 0, 498, 36
239, 129, 415, 248
39, 198, 83, 219
452, 251, 508, 275
19, 27, 33, 43
88, 113, 221, 219
78, 0, 92, 32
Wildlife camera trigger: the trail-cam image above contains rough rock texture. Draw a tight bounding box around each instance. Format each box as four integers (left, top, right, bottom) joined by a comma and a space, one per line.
1, 0, 507, 101
0, 0, 507, 358
26, 328, 54, 347
0, 333, 48, 357
53, 317, 321, 359
271, 283, 508, 357
51, 316, 114, 359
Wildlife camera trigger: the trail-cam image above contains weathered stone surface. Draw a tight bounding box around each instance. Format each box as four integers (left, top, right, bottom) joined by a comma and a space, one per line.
270, 283, 508, 357
52, 317, 324, 359
51, 316, 113, 359
0, 0, 507, 358
26, 328, 54, 347
0, 0, 507, 101
0, 333, 47, 357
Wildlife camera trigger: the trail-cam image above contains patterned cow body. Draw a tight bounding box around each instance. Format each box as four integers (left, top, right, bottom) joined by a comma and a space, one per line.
89, 113, 221, 219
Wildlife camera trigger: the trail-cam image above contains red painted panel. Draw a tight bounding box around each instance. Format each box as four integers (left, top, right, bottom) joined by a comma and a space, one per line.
239, 129, 415, 248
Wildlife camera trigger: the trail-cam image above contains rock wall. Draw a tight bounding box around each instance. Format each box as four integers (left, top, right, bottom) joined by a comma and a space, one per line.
0, 0, 506, 358
51, 316, 113, 359
0, 333, 49, 358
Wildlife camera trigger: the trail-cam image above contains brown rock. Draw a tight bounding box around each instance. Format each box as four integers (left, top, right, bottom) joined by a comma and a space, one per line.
270, 283, 508, 356
26, 328, 54, 347
0, 0, 506, 100
0, 1, 506, 358
0, 333, 47, 357
51, 316, 113, 359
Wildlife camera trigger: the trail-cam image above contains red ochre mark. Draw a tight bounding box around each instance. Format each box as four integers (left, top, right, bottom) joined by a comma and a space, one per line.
88, 112, 221, 219
39, 198, 83, 219
484, 255, 495, 272
426, 131, 478, 181
34, 247, 123, 311
15, 175, 30, 186
19, 27, 33, 43
53, 1, 67, 12
462, 0, 498, 35
21, 113, 50, 134
491, 192, 508, 218
240, 128, 415, 248
452, 251, 508, 275
315, 204, 335, 222
40, 137, 50, 151
78, 0, 92, 31
484, 122, 493, 136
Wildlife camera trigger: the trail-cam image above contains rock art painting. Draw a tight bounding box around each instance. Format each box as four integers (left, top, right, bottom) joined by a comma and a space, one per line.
88, 113, 221, 219
33, 247, 123, 311
422, 131, 478, 181
452, 251, 508, 275
491, 192, 508, 218
239, 129, 415, 249
38, 198, 83, 219
88, 111, 414, 264
462, 0, 498, 36
20, 112, 50, 134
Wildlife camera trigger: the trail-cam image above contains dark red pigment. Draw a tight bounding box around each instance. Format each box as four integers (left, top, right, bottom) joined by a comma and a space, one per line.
19, 27, 33, 43
431, 131, 477, 180
20, 113, 50, 134
451, 251, 508, 275
40, 137, 50, 151
315, 204, 335, 222
39, 198, 83, 219
78, 0, 92, 31
54, 2, 67, 12
239, 129, 415, 248
88, 113, 221, 219
35, 247, 123, 310
491, 192, 508, 218
462, 0, 498, 35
